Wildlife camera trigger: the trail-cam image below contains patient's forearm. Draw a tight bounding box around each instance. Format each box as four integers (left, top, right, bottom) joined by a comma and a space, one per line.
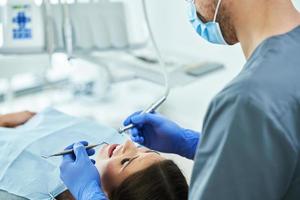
0, 111, 35, 128
0, 114, 14, 127
0, 115, 6, 127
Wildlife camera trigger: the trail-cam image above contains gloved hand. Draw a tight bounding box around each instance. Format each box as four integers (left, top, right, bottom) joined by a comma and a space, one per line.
60, 141, 107, 200
124, 112, 200, 159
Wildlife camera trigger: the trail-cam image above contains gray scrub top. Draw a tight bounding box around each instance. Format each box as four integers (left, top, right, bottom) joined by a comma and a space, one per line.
190, 26, 300, 200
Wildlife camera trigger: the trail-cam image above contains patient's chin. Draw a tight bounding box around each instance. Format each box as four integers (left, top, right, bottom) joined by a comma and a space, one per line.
97, 144, 110, 159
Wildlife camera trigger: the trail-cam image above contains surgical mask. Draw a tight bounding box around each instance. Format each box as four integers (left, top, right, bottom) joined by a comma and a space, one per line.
0, 108, 126, 200
187, 0, 228, 45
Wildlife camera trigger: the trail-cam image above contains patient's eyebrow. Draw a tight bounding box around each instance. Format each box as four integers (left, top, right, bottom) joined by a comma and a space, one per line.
122, 156, 139, 171
145, 150, 160, 155
123, 151, 160, 170
137, 146, 160, 155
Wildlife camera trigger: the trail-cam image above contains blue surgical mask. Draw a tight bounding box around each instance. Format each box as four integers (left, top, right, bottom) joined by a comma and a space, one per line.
187, 0, 227, 45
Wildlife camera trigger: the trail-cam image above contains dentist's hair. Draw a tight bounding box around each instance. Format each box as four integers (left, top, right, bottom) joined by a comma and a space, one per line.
109, 159, 188, 200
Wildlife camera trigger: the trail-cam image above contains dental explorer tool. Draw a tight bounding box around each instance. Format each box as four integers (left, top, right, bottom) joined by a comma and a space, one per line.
118, 95, 167, 134
41, 142, 108, 159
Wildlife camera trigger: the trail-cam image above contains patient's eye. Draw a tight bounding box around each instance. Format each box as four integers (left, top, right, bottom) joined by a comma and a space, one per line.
121, 158, 130, 165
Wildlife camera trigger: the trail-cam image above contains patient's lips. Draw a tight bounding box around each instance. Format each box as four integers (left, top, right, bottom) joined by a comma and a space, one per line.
108, 144, 119, 158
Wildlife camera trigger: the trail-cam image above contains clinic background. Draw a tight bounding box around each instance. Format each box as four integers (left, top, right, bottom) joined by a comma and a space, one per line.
0, 0, 299, 182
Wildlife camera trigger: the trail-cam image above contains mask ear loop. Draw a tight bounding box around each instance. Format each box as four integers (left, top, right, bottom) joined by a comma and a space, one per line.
213, 0, 223, 22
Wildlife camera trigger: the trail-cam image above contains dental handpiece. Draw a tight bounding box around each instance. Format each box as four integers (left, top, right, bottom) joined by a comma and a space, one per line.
42, 142, 108, 159
118, 96, 167, 134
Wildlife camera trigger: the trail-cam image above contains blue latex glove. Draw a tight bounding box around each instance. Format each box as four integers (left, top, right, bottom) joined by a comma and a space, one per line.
124, 112, 200, 159
59, 141, 107, 200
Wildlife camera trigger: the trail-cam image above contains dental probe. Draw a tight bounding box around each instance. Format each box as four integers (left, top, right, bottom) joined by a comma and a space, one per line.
41, 142, 108, 159
118, 96, 167, 134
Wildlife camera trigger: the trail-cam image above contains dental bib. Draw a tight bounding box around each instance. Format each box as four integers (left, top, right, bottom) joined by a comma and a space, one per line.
0, 108, 126, 200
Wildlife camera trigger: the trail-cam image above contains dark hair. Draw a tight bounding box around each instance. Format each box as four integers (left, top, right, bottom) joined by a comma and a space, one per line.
109, 160, 188, 200
56, 190, 75, 200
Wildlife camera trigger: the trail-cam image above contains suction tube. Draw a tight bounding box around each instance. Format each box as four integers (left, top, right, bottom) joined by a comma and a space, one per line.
118, 0, 170, 134
141, 0, 170, 97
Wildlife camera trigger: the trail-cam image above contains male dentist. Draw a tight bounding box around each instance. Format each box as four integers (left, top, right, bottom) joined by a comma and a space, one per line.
60, 0, 300, 199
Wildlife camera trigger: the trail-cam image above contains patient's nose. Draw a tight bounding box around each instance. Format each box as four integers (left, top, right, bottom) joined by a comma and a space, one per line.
122, 140, 137, 153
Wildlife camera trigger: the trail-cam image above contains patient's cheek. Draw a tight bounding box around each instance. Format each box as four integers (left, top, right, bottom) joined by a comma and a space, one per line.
95, 159, 107, 177
104, 161, 117, 180
101, 162, 119, 193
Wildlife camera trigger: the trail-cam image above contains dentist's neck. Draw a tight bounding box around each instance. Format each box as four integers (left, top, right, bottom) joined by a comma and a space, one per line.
233, 1, 300, 59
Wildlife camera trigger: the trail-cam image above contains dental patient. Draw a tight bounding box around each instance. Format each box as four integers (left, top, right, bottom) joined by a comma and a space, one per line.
0, 109, 188, 200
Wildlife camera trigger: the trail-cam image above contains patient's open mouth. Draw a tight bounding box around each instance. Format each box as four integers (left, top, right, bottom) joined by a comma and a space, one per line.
108, 144, 119, 158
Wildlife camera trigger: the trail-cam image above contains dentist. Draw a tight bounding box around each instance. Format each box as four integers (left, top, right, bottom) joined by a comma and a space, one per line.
60, 0, 300, 199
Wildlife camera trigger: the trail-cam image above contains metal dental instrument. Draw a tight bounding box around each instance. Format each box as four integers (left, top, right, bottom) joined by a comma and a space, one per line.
118, 96, 167, 134
41, 142, 108, 159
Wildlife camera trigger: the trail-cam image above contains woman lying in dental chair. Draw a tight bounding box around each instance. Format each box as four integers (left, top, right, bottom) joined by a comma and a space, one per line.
0, 108, 188, 200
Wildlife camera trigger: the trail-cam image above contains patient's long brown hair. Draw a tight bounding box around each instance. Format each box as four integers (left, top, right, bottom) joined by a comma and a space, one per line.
109, 160, 188, 200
